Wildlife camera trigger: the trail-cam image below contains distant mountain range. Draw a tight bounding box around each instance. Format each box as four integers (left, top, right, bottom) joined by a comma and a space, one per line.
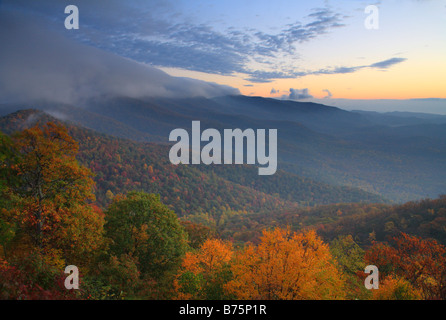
1, 94, 445, 203
0, 109, 388, 227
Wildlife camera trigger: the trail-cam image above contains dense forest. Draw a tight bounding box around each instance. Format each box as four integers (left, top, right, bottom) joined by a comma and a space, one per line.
2, 0, 445, 304
0, 110, 385, 225
5, 94, 445, 203
1, 112, 445, 300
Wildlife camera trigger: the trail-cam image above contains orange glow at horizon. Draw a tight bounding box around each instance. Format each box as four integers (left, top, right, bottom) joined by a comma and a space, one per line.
162, 53, 446, 101
239, 60, 446, 100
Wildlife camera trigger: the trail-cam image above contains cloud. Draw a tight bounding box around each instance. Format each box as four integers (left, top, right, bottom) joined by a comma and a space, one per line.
316, 66, 360, 75
2, 1, 346, 84
270, 88, 278, 94
1, 1, 408, 87
245, 71, 290, 83
0, 11, 239, 105
369, 57, 408, 69
322, 89, 333, 99
242, 56, 407, 83
123, 8, 346, 81
314, 57, 406, 76
288, 88, 313, 100
256, 56, 407, 82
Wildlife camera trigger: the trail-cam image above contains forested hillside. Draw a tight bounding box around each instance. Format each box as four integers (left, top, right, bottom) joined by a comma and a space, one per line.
0, 110, 385, 227
3, 94, 445, 202
2, 0, 445, 304
1, 113, 446, 301
219, 197, 446, 248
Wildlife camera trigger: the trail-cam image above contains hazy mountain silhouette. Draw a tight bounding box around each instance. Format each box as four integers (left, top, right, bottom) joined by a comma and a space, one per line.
1, 95, 445, 202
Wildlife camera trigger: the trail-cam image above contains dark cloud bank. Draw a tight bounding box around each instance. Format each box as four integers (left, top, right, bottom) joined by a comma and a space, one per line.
2, 0, 353, 84
0, 11, 240, 106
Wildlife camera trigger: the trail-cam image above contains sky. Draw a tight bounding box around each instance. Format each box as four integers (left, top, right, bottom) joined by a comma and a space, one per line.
1, 0, 445, 113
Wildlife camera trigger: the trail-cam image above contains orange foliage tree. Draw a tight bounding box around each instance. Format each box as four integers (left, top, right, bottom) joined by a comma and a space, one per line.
365, 232, 446, 299
370, 275, 422, 300
225, 228, 346, 300
9, 122, 105, 268
175, 238, 233, 299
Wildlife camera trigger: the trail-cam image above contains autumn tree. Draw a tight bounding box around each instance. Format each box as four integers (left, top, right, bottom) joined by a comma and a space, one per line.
105, 191, 188, 279
0, 131, 18, 260
0, 131, 16, 198
365, 232, 446, 299
85, 253, 141, 299
181, 220, 215, 249
175, 238, 233, 299
0, 251, 78, 300
330, 235, 368, 299
226, 228, 346, 300
370, 275, 422, 300
8, 122, 105, 268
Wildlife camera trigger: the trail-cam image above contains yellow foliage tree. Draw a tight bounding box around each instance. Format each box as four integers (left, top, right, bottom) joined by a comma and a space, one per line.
175, 238, 233, 299
225, 228, 346, 300
9, 122, 105, 269
371, 275, 422, 300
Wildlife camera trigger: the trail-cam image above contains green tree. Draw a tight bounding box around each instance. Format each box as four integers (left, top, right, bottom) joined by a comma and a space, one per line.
330, 235, 368, 299
105, 191, 188, 279
0, 131, 17, 259
0, 131, 16, 195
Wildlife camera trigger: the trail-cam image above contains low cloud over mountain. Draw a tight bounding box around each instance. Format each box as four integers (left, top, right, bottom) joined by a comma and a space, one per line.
0, 11, 239, 106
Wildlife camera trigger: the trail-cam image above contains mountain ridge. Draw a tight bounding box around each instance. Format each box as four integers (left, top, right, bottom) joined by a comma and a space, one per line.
1, 94, 445, 202
0, 109, 387, 227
